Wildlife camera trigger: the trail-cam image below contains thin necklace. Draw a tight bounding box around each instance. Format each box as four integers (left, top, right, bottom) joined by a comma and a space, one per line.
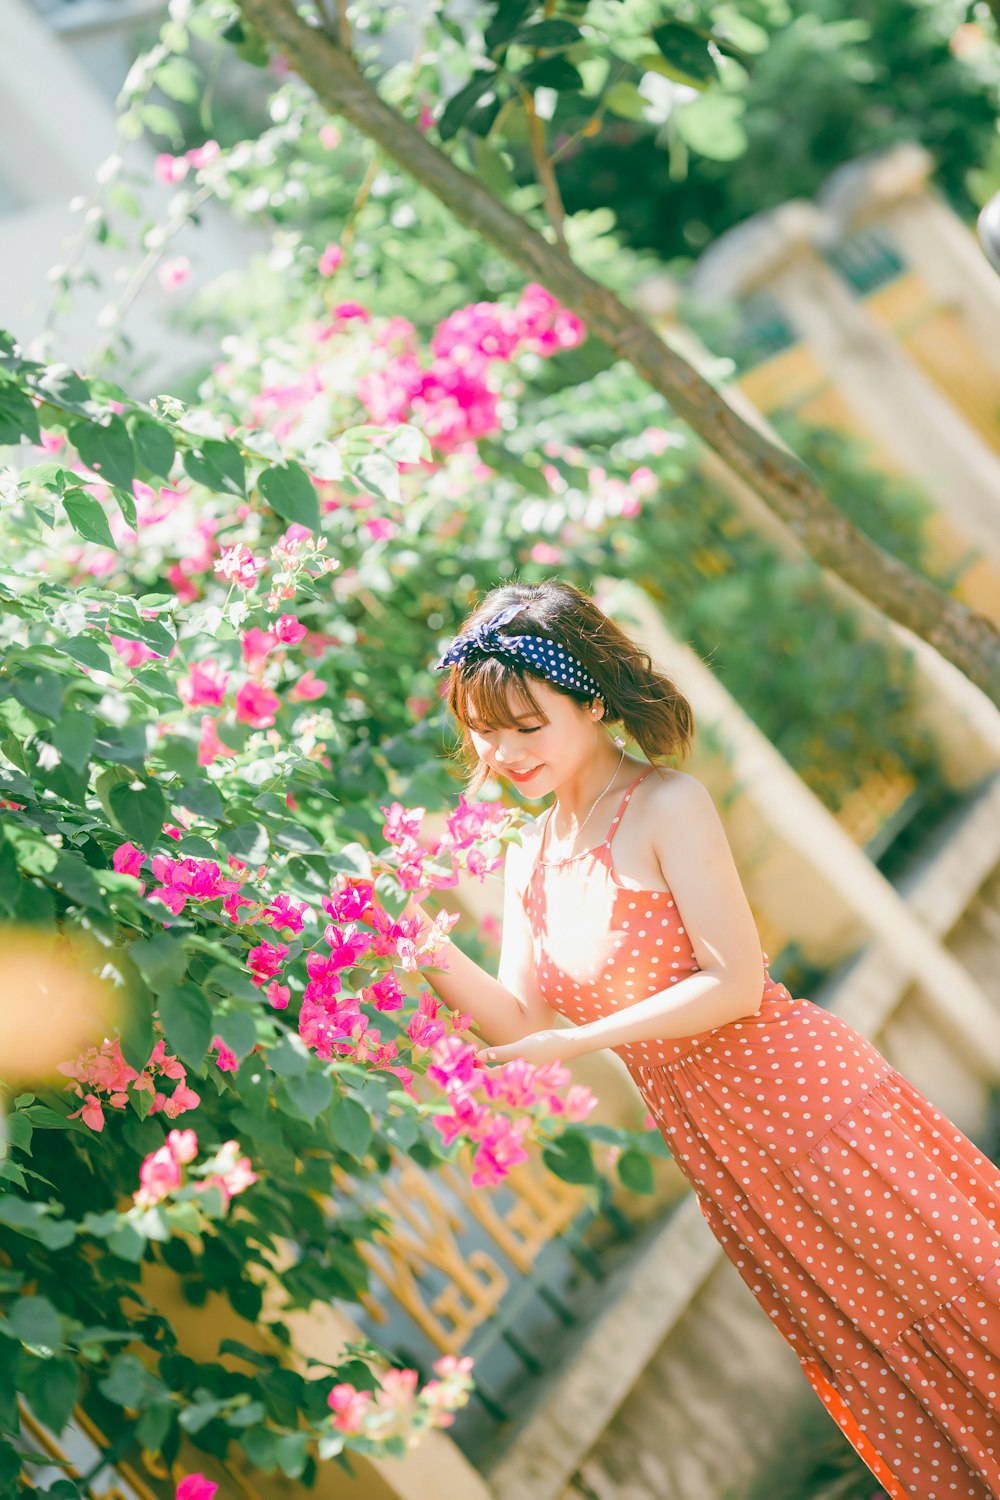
542, 745, 626, 862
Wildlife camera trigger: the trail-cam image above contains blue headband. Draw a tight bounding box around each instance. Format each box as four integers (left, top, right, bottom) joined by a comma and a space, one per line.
433, 600, 603, 699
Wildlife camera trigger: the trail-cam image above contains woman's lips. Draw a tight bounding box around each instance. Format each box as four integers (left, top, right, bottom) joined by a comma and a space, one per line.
506, 765, 544, 784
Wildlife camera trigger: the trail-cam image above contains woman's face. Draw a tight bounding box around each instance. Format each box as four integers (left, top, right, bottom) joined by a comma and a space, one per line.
465, 678, 597, 798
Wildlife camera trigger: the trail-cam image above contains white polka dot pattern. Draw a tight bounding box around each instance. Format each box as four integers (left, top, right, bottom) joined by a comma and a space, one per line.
433, 600, 602, 698
523, 767, 1000, 1499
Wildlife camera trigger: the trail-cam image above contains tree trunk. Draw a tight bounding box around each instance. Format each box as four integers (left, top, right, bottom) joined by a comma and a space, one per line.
236, 0, 1000, 708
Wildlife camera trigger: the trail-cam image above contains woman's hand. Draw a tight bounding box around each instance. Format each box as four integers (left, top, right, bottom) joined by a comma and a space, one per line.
476, 1029, 580, 1068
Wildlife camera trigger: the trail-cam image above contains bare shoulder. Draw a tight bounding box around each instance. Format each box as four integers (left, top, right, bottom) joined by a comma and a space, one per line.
641, 767, 722, 839
643, 766, 716, 813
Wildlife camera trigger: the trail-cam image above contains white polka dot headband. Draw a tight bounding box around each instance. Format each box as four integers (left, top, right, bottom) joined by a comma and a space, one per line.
433, 600, 603, 699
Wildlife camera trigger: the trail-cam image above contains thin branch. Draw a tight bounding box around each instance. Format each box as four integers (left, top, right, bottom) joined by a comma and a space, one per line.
522, 88, 567, 251
233, 0, 1000, 707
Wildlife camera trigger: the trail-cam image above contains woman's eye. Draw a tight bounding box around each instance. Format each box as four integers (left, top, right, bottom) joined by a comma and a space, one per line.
519, 727, 541, 734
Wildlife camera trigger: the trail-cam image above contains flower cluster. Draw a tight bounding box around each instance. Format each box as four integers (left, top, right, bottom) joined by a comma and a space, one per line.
380, 793, 512, 897
358, 285, 585, 454
326, 1352, 474, 1444
133, 1129, 256, 1210
410, 997, 597, 1187
59, 1034, 200, 1132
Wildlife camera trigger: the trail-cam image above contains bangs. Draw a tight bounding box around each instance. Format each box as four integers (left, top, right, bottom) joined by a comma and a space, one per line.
450, 657, 547, 731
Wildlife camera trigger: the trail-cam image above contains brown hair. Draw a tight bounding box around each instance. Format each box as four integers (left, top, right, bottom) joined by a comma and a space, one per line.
438, 578, 695, 795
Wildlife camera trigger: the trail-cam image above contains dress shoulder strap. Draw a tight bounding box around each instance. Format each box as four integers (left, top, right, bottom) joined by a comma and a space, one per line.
604, 765, 657, 846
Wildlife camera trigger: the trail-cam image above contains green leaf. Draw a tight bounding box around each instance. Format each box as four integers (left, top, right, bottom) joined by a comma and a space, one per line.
53, 851, 105, 910
278, 1071, 332, 1122
604, 81, 649, 122
33, 364, 93, 415
616, 1148, 656, 1195
220, 819, 269, 865
108, 776, 167, 844
352, 452, 401, 504
266, 1036, 308, 1078
129, 416, 176, 479
214, 1010, 257, 1061
69, 415, 135, 493
6, 1295, 62, 1349
674, 91, 747, 160
57, 634, 113, 673
158, 985, 213, 1067
107, 605, 175, 656
650, 21, 718, 88
155, 56, 201, 103
512, 18, 581, 48
61, 487, 117, 549
519, 56, 583, 91
174, 780, 223, 820
257, 462, 320, 532
99, 1352, 163, 1406
129, 932, 188, 989
0, 1198, 75, 1249
120, 987, 156, 1074
438, 71, 501, 141
485, 0, 534, 51
0, 835, 20, 915
105, 1220, 146, 1262
4, 1111, 32, 1155
0, 383, 42, 445
138, 102, 181, 144
51, 711, 97, 773
9, 665, 65, 719
329, 1096, 372, 1159
542, 1129, 597, 1185
183, 439, 246, 497
20, 1358, 79, 1432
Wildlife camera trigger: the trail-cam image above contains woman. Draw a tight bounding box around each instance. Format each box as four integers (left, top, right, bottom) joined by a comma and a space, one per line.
405, 579, 1000, 1500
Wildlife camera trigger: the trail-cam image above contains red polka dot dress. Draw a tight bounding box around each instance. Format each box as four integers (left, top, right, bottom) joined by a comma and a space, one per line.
522, 767, 1000, 1499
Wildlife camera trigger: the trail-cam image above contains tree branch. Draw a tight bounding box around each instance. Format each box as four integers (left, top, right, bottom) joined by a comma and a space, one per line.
235, 0, 1000, 707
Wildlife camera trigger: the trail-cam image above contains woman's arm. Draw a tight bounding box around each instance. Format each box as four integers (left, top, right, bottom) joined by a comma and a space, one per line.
480, 774, 766, 1063
403, 830, 560, 1049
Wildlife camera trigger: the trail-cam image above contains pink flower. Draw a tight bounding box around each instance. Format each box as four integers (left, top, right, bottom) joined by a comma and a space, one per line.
176, 1475, 218, 1500
530, 542, 562, 564
163, 1081, 201, 1117
331, 301, 370, 324
68, 1093, 105, 1131
262, 893, 309, 934
470, 1116, 531, 1187
186, 140, 220, 169
240, 626, 278, 676
362, 974, 404, 1012
179, 658, 228, 708
265, 980, 291, 1010
198, 1140, 257, 1202
110, 634, 161, 667
197, 715, 236, 767
318, 243, 344, 276
417, 105, 435, 132
113, 841, 146, 881
328, 1383, 373, 1433
275, 613, 307, 645
235, 681, 280, 729
134, 1143, 181, 1207
324, 922, 373, 971
319, 123, 341, 150
288, 670, 325, 703
381, 801, 425, 845
214, 544, 262, 590
159, 257, 192, 294
247, 941, 289, 988
167, 1128, 198, 1164
211, 1036, 239, 1073
155, 153, 189, 185
377, 1367, 419, 1407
